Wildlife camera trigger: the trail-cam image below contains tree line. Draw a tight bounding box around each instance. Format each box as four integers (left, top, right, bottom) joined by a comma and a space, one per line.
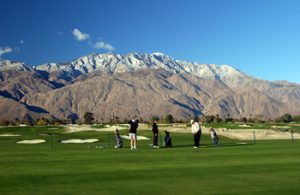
0, 112, 300, 126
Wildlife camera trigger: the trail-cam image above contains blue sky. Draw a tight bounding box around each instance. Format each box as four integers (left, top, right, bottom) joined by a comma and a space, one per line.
1, 0, 300, 83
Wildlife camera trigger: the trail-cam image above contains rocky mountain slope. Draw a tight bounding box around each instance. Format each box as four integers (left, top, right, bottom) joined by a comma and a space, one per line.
1, 53, 300, 122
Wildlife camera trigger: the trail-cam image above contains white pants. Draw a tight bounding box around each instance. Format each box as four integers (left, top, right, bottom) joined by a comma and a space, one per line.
129, 133, 137, 140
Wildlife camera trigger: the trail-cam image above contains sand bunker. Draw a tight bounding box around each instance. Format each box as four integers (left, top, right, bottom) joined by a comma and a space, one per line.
64, 124, 128, 133
217, 129, 300, 140
239, 124, 252, 127
0, 134, 21, 137
60, 139, 99, 143
17, 139, 46, 144
271, 126, 291, 129
121, 135, 150, 140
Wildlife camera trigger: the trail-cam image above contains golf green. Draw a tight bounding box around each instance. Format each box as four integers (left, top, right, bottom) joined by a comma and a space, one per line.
0, 127, 299, 194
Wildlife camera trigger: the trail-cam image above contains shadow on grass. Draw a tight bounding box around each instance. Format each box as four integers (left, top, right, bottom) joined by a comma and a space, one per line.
164, 142, 254, 149
203, 142, 254, 148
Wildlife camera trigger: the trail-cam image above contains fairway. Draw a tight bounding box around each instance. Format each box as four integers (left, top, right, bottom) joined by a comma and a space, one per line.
0, 126, 300, 195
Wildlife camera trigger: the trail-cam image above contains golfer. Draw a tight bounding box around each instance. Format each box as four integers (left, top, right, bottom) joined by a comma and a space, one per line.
152, 120, 159, 148
129, 119, 139, 150
191, 119, 201, 148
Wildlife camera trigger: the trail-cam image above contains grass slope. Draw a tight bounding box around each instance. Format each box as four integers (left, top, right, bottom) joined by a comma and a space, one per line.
0, 127, 299, 194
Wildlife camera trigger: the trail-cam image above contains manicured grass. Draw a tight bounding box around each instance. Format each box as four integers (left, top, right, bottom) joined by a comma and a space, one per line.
0, 127, 300, 194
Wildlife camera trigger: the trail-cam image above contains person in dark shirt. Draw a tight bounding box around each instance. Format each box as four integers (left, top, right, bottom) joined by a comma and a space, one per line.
152, 120, 159, 148
129, 119, 139, 150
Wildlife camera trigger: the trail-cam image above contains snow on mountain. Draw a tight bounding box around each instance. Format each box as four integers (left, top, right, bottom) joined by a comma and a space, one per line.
1, 53, 300, 121
34, 52, 248, 84
0, 59, 32, 71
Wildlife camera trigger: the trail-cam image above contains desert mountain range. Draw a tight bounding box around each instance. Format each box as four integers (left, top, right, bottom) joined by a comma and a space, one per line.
1, 52, 300, 122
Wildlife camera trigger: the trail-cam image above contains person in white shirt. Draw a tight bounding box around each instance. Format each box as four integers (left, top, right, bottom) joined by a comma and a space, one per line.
191, 119, 201, 148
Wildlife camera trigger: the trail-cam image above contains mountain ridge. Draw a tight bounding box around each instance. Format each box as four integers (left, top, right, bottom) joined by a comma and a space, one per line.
1, 52, 300, 122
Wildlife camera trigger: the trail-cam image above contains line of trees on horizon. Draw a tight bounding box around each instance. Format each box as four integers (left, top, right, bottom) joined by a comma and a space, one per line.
0, 112, 300, 126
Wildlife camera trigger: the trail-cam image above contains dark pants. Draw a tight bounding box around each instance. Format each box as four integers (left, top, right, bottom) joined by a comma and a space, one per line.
153, 134, 158, 146
194, 130, 201, 147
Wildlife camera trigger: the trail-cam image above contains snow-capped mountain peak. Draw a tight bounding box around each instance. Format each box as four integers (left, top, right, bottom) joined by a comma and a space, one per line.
27, 52, 249, 85
0, 59, 32, 71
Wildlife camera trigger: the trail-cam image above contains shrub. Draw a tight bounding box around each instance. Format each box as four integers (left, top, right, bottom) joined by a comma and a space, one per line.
84, 112, 94, 124
240, 117, 247, 123
0, 119, 9, 126
225, 118, 234, 122
213, 114, 222, 123
165, 114, 175, 123
35, 118, 49, 126
280, 113, 293, 123
203, 115, 215, 123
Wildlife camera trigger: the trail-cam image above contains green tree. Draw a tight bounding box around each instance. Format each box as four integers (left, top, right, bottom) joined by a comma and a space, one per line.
225, 117, 234, 122
152, 116, 160, 121
51, 119, 63, 126
35, 118, 48, 126
280, 113, 293, 123
204, 115, 215, 123
214, 114, 222, 123
84, 112, 94, 124
165, 114, 174, 123
0, 118, 9, 126
240, 117, 247, 123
